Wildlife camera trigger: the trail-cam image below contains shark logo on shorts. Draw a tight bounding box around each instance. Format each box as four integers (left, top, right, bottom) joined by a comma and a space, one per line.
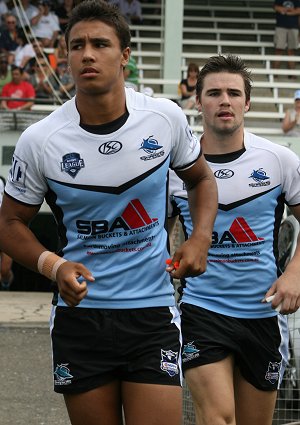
54, 363, 73, 386
182, 341, 200, 363
61, 153, 85, 178
265, 361, 280, 384
160, 349, 179, 377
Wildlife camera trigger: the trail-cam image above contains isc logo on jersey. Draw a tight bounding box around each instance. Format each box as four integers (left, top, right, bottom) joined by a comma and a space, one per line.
212, 217, 264, 247
76, 199, 159, 237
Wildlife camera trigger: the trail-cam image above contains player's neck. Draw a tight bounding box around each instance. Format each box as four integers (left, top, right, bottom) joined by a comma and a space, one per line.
201, 127, 245, 155
76, 87, 127, 126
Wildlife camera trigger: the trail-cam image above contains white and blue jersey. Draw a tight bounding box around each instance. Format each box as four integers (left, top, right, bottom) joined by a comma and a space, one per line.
169, 131, 300, 319
5, 88, 200, 309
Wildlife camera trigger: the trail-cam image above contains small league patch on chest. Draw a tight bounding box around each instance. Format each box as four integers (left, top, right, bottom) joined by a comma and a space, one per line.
61, 153, 85, 178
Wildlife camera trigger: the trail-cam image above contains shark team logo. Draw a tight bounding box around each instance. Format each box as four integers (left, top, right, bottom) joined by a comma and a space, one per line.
182, 342, 200, 363
61, 153, 85, 178
249, 168, 270, 187
265, 362, 280, 384
139, 135, 164, 161
54, 363, 73, 386
160, 349, 179, 377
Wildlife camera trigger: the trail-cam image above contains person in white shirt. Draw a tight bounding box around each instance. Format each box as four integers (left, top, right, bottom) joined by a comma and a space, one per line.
31, 0, 60, 48
11, 0, 38, 28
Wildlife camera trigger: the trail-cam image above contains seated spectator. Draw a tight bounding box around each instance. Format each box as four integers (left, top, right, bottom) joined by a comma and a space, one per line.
28, 57, 53, 100
0, 14, 19, 58
282, 89, 300, 136
54, 35, 68, 67
49, 62, 75, 99
124, 55, 139, 90
0, 0, 8, 27
55, 0, 74, 33
0, 52, 12, 94
109, 0, 143, 24
31, 0, 60, 48
26, 37, 49, 74
179, 62, 199, 110
12, 29, 35, 69
11, 0, 38, 28
1, 65, 35, 110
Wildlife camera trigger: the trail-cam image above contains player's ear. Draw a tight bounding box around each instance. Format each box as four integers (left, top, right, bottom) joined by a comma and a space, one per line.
121, 47, 130, 68
196, 95, 202, 113
245, 100, 250, 113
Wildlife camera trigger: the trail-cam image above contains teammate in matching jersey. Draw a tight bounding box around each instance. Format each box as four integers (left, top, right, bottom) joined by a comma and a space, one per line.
169, 55, 300, 425
0, 2, 218, 424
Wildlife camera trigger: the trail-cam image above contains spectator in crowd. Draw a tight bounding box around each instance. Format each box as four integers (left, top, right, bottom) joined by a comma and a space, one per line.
26, 37, 49, 74
109, 0, 143, 24
54, 35, 68, 67
0, 14, 19, 58
49, 62, 75, 99
124, 54, 139, 89
169, 54, 300, 425
0, 176, 13, 291
28, 57, 53, 100
1, 65, 35, 109
0, 52, 12, 94
0, 0, 8, 27
12, 0, 38, 28
179, 62, 199, 109
273, 0, 300, 77
31, 0, 60, 48
282, 89, 300, 135
55, 0, 74, 33
12, 29, 35, 69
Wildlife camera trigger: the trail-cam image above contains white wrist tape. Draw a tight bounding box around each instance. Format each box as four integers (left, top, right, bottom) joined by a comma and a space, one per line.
37, 250, 67, 281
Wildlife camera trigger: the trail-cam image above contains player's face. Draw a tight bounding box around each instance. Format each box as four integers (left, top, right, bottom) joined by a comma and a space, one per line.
198, 72, 250, 136
68, 20, 129, 96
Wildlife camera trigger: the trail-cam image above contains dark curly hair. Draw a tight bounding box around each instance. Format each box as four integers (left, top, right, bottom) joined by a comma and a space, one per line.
65, 0, 131, 51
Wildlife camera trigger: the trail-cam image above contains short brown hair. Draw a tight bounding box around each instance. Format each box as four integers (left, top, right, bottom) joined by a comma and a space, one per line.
196, 55, 252, 102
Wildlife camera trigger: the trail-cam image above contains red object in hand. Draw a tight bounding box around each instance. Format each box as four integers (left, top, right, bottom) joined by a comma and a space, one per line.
166, 258, 172, 265
173, 261, 180, 269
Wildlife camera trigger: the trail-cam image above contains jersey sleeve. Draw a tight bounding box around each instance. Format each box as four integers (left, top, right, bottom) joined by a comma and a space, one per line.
281, 147, 300, 206
168, 104, 201, 170
5, 126, 47, 206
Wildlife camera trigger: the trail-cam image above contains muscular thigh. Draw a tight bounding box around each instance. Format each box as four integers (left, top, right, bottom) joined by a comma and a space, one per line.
122, 382, 182, 425
185, 357, 236, 424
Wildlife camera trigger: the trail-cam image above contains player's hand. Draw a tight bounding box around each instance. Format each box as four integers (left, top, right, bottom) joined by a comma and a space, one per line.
263, 272, 300, 314
166, 234, 210, 279
56, 261, 95, 307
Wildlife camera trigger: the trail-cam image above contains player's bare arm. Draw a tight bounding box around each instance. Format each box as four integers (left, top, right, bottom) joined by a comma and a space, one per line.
0, 194, 94, 306
169, 155, 218, 279
264, 204, 300, 314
